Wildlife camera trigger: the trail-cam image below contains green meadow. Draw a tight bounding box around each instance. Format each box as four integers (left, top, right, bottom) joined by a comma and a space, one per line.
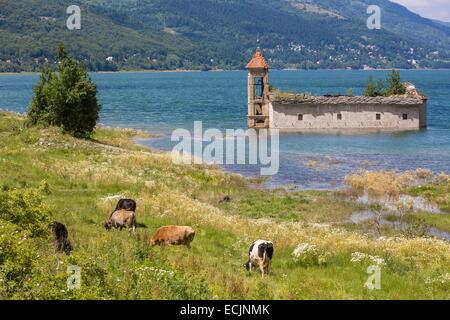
0, 112, 449, 299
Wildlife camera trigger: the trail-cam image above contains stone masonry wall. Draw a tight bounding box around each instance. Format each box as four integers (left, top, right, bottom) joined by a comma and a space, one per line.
269, 102, 427, 131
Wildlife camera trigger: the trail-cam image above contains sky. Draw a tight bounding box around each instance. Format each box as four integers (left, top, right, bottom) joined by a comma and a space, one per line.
391, 0, 450, 22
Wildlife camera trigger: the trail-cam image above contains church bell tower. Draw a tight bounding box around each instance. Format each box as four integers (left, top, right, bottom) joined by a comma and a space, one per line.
246, 47, 270, 129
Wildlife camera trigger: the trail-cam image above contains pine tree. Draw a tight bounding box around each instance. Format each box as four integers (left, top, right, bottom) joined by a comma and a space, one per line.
364, 76, 377, 97
364, 77, 386, 97
385, 70, 406, 96
28, 44, 101, 138
376, 80, 385, 96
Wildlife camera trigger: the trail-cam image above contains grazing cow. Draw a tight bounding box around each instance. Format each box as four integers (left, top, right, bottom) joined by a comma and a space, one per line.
244, 240, 274, 276
219, 195, 232, 204
104, 209, 136, 234
51, 222, 73, 254
114, 198, 136, 212
111, 199, 136, 218
150, 226, 195, 248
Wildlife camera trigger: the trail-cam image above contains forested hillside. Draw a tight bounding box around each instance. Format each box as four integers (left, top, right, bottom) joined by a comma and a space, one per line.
1, 0, 449, 71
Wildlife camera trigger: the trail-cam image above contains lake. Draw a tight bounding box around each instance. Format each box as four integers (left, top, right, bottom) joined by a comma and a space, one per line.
1, 70, 449, 189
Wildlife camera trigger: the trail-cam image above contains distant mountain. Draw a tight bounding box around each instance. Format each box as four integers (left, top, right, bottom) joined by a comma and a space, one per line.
0, 0, 449, 71
433, 19, 450, 28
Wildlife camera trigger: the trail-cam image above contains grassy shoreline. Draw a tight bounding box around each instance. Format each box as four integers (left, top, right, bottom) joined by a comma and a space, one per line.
0, 111, 449, 299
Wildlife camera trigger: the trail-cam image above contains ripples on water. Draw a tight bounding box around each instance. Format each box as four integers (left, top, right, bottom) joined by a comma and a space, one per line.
1, 70, 449, 189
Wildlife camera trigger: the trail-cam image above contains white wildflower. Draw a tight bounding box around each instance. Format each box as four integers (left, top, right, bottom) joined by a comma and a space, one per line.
351, 252, 385, 266
293, 243, 317, 259
292, 243, 329, 266
425, 273, 450, 285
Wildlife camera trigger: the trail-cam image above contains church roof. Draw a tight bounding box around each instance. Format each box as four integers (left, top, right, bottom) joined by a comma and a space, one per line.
246, 48, 269, 70
272, 93, 425, 105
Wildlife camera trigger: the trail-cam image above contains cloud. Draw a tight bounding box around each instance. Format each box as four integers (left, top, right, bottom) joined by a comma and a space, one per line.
390, 0, 450, 22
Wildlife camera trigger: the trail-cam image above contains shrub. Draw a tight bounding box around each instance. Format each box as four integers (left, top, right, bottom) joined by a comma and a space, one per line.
364, 70, 406, 97
0, 221, 39, 297
0, 185, 53, 298
344, 169, 437, 200
436, 172, 450, 185
385, 69, 406, 96
364, 76, 376, 97
13, 251, 114, 300
364, 76, 385, 97
0, 184, 52, 237
28, 44, 101, 138
292, 243, 329, 267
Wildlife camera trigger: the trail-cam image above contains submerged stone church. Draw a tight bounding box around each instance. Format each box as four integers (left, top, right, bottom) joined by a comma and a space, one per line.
246, 48, 427, 131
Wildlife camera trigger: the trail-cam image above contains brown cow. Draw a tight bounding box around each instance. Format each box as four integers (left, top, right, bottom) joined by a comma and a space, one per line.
150, 226, 195, 248
104, 209, 136, 234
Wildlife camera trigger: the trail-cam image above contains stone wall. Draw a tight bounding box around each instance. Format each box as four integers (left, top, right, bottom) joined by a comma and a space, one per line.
269, 94, 427, 131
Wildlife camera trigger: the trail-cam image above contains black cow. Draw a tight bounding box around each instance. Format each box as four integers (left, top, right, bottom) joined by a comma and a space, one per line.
51, 222, 73, 254
114, 199, 137, 212
219, 195, 232, 204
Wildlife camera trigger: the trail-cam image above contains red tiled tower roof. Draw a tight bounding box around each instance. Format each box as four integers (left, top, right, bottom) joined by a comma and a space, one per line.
246, 48, 269, 70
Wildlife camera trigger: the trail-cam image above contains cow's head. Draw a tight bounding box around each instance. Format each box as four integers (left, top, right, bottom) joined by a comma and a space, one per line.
63, 240, 73, 254
104, 220, 113, 230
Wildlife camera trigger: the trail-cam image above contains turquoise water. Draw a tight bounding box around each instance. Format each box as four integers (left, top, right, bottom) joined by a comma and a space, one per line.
1, 70, 449, 189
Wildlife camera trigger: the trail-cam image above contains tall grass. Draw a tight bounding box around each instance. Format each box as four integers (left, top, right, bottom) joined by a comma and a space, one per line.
0, 112, 449, 299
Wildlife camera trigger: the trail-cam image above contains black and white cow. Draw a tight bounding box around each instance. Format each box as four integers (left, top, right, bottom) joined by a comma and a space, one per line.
244, 240, 274, 276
